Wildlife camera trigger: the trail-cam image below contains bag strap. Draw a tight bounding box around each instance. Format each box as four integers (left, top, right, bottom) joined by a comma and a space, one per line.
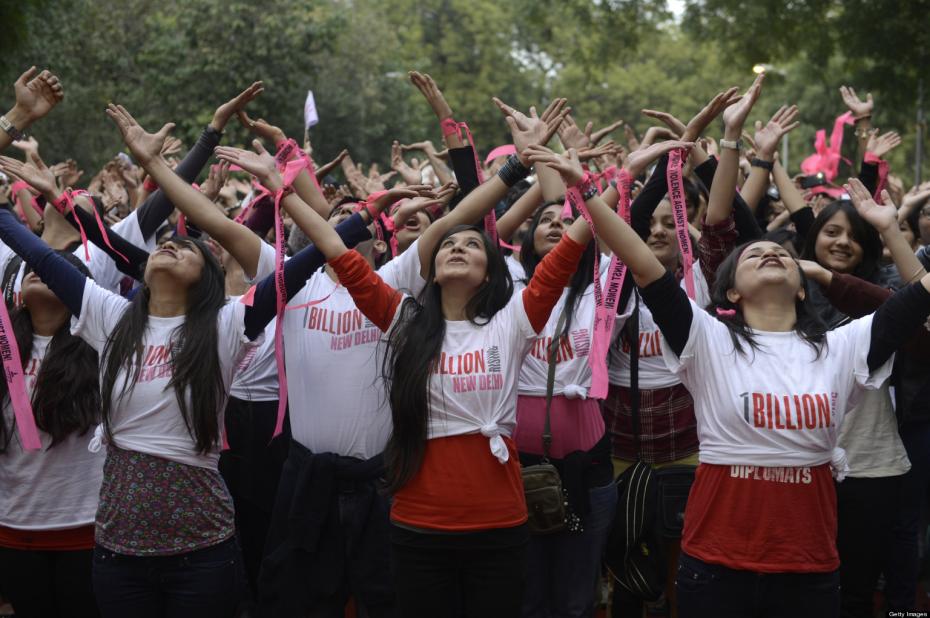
542, 307, 569, 463
628, 291, 641, 460
2, 256, 22, 307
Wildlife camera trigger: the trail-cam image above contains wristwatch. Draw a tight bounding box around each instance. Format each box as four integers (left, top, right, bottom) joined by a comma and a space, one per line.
0, 115, 25, 142
719, 138, 742, 151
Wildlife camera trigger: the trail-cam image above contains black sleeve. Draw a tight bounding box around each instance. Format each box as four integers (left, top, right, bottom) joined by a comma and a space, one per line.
448, 146, 481, 198
135, 126, 223, 239
243, 213, 373, 339
858, 160, 878, 197
693, 155, 763, 243
638, 271, 693, 357
790, 207, 815, 244
630, 154, 670, 240
64, 205, 149, 281
867, 282, 930, 372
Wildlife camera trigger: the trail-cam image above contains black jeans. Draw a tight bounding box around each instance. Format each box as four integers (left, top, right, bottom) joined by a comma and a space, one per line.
676, 552, 840, 618
0, 546, 98, 618
390, 523, 528, 618
836, 474, 902, 618
92, 537, 241, 618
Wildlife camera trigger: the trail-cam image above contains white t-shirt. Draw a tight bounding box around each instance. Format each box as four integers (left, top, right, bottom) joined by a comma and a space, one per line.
384, 289, 538, 463
661, 298, 894, 468
608, 265, 710, 389
229, 249, 280, 402
505, 254, 525, 284
0, 335, 105, 529
276, 240, 425, 459
72, 281, 257, 469
839, 387, 910, 477
515, 255, 615, 398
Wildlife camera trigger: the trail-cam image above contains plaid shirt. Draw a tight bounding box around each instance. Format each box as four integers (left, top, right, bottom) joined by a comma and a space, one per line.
602, 382, 698, 463
697, 214, 738, 294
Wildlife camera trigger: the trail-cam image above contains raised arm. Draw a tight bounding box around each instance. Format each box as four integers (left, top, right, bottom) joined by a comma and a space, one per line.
134, 83, 263, 238
496, 181, 542, 243
846, 177, 927, 284
414, 96, 567, 276
1, 67, 64, 152
739, 105, 799, 214
0, 208, 85, 316
107, 104, 263, 278
705, 74, 764, 226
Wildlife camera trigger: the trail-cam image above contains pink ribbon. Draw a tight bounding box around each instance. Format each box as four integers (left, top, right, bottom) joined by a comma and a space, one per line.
666, 149, 695, 299
863, 152, 889, 201
70, 190, 130, 265
51, 191, 90, 261
268, 160, 307, 440
801, 112, 855, 183
484, 144, 517, 165
10, 181, 43, 223
567, 171, 633, 400
0, 299, 40, 451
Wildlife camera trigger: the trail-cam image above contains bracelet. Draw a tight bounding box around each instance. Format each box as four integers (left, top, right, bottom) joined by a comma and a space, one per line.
719, 138, 742, 151
440, 118, 461, 139
581, 183, 599, 201
751, 158, 774, 171
496, 154, 530, 187
854, 128, 871, 139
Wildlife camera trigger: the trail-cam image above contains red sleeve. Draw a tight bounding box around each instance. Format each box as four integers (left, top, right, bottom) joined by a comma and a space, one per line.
824, 272, 891, 318
698, 213, 737, 292
522, 235, 586, 333
328, 250, 403, 332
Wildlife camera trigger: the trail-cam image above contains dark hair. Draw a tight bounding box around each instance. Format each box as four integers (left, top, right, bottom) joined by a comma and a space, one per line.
381, 225, 513, 492
904, 204, 922, 241
100, 237, 227, 453
763, 227, 800, 257
0, 253, 99, 452
518, 202, 595, 336
801, 200, 882, 283
710, 240, 827, 358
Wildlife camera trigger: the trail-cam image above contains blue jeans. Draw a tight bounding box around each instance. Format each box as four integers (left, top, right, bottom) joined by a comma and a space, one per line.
522, 482, 617, 618
92, 537, 241, 618
676, 552, 839, 618
884, 420, 930, 611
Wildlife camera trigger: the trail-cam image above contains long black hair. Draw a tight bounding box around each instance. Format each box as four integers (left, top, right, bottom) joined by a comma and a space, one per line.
0, 254, 99, 452
519, 201, 595, 336
801, 200, 882, 283
381, 224, 513, 492
710, 240, 827, 358
100, 237, 227, 454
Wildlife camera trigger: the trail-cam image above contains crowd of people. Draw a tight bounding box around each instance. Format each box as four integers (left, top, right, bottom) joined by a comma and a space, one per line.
0, 63, 928, 618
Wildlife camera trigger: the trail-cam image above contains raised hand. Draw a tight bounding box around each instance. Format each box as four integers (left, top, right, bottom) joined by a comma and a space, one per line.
722, 74, 765, 134
200, 161, 231, 202
578, 140, 616, 162
557, 114, 593, 150
523, 144, 585, 187
391, 140, 422, 185
752, 105, 800, 160
402, 140, 438, 155
492, 97, 569, 165
641, 109, 685, 138
839, 85, 873, 118
10, 67, 64, 127
214, 140, 281, 190
408, 71, 454, 120
866, 130, 902, 158
591, 120, 624, 146
314, 148, 350, 181
0, 154, 60, 198
798, 259, 833, 287
11, 136, 40, 159
106, 104, 176, 166
624, 140, 695, 178
845, 177, 897, 232
212, 81, 264, 132
160, 136, 183, 158
237, 110, 286, 145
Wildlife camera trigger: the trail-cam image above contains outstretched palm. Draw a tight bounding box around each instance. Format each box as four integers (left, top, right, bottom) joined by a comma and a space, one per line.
106, 104, 175, 166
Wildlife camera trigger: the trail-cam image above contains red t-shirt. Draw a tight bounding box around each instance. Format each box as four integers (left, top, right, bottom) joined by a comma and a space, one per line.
391, 433, 527, 531
0, 524, 95, 551
682, 463, 838, 572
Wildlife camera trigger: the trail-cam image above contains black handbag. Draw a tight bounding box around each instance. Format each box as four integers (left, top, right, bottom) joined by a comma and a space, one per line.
522, 309, 568, 535
604, 295, 665, 600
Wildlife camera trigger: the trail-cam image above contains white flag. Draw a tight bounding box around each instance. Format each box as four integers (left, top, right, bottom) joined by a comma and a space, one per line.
304, 90, 319, 128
